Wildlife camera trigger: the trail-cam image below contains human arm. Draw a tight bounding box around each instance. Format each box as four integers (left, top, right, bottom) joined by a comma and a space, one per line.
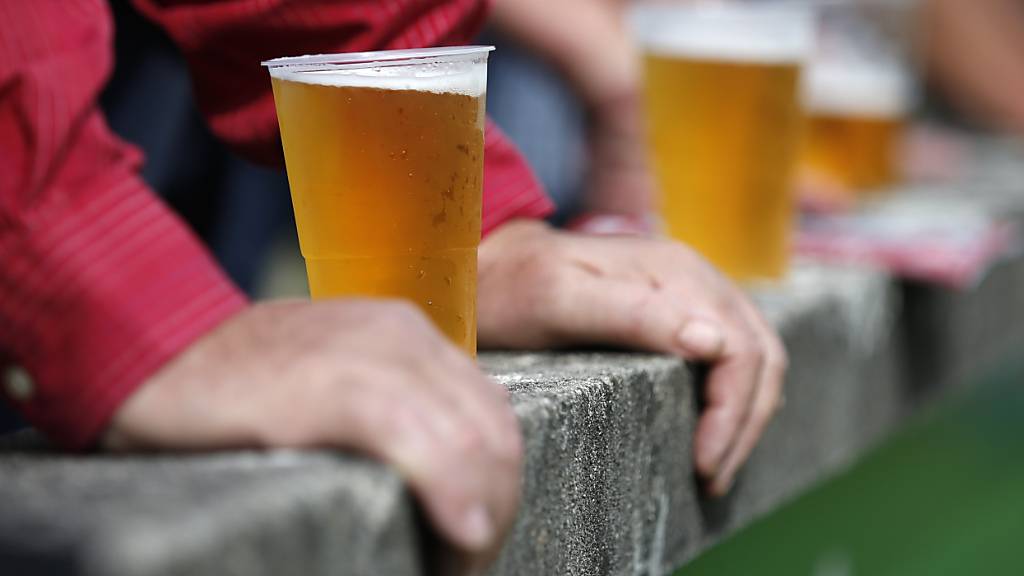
489, 0, 654, 216
926, 0, 1024, 133
105, 299, 522, 569
0, 0, 247, 449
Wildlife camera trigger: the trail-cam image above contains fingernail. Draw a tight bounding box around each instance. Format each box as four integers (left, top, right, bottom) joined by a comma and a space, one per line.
461, 505, 495, 549
677, 320, 725, 357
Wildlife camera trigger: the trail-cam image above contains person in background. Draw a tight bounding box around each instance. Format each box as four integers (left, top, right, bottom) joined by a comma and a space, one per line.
487, 0, 653, 223
487, 0, 1024, 224
925, 0, 1024, 135
0, 1, 785, 573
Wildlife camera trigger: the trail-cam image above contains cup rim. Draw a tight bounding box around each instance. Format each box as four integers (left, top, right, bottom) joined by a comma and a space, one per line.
262, 46, 494, 71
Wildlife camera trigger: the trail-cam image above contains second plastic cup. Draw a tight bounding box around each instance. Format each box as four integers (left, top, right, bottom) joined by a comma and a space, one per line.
631, 2, 813, 282
801, 1, 919, 195
264, 47, 493, 356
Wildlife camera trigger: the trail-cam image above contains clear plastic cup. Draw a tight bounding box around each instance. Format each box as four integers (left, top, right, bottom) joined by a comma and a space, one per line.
801, 0, 922, 193
630, 2, 813, 282
264, 47, 494, 356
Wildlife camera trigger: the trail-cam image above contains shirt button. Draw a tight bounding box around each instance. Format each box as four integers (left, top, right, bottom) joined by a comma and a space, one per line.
4, 366, 35, 401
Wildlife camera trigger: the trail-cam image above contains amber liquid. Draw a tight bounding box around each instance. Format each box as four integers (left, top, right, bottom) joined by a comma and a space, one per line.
642, 54, 803, 281
271, 78, 484, 355
802, 113, 904, 192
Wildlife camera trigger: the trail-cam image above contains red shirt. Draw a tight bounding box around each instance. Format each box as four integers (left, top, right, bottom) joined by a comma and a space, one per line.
0, 0, 553, 448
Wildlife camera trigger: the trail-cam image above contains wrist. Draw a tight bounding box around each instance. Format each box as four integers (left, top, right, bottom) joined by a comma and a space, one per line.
101, 300, 253, 452
566, 213, 656, 237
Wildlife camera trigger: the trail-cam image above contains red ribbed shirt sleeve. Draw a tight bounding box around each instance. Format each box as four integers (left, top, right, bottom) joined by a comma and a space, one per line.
0, 0, 247, 448
131, 0, 554, 232
0, 0, 552, 448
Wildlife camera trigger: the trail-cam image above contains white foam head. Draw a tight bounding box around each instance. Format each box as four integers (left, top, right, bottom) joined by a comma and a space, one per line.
264, 47, 491, 96
804, 59, 914, 118
629, 3, 813, 64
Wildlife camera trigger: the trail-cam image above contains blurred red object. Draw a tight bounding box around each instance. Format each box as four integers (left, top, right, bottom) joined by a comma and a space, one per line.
796, 203, 1019, 289
567, 213, 655, 236
901, 123, 969, 183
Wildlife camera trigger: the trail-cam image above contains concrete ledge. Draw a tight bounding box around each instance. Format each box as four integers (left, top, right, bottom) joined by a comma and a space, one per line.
2, 143, 1022, 576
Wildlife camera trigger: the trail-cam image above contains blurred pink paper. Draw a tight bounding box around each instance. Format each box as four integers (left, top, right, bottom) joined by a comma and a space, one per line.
796, 203, 1020, 289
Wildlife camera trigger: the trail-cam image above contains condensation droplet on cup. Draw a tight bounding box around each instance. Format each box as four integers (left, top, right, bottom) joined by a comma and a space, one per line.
417, 269, 426, 280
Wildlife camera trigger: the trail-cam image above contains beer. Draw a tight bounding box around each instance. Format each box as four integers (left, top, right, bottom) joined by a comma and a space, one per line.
633, 5, 811, 281
265, 48, 491, 355
802, 62, 911, 191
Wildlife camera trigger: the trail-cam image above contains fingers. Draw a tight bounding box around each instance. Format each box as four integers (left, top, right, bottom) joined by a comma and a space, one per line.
706, 294, 788, 496
363, 399, 500, 551
331, 375, 508, 553
284, 323, 520, 554
541, 266, 728, 361
410, 340, 524, 558
550, 261, 771, 492
329, 308, 521, 558
417, 335, 523, 469
692, 328, 764, 482
532, 240, 783, 496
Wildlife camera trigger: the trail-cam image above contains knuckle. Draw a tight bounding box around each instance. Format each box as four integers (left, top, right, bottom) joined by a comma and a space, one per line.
452, 425, 487, 456
707, 364, 752, 406
731, 336, 765, 370
717, 404, 744, 432
624, 291, 660, 340
371, 401, 415, 446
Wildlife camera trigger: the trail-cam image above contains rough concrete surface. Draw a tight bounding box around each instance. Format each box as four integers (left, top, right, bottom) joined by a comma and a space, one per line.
0, 437, 422, 576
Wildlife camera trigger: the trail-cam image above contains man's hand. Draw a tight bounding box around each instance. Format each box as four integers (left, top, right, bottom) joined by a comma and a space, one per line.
478, 221, 787, 496
104, 300, 522, 571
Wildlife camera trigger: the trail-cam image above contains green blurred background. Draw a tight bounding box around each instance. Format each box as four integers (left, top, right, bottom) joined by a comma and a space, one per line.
680, 359, 1024, 576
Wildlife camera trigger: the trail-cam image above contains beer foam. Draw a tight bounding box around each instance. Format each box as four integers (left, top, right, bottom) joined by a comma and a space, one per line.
630, 4, 812, 64
804, 61, 914, 118
268, 59, 487, 97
